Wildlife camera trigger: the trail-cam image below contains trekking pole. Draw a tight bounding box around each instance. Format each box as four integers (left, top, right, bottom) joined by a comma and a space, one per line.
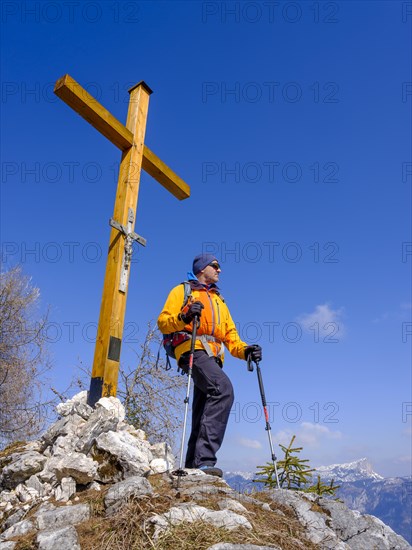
247, 356, 280, 489
172, 314, 199, 488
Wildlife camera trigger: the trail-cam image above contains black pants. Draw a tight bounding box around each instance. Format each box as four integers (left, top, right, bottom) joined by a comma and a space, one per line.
179, 350, 234, 468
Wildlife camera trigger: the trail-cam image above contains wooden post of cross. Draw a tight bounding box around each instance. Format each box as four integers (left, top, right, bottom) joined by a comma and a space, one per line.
54, 74, 190, 407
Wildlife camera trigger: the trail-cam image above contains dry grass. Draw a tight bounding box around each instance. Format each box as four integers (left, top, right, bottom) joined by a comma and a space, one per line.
77, 495, 318, 549
14, 535, 37, 550
75, 474, 319, 550
4, 473, 320, 550
78, 494, 172, 550
0, 440, 28, 470
0, 440, 28, 457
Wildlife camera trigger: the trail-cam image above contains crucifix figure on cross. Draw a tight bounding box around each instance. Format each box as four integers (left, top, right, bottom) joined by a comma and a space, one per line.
54, 74, 190, 407
109, 207, 146, 292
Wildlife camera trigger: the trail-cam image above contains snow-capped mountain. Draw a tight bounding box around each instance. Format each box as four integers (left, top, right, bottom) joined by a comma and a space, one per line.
224, 470, 255, 481
223, 470, 258, 493
224, 459, 411, 544
314, 457, 384, 482
224, 457, 384, 485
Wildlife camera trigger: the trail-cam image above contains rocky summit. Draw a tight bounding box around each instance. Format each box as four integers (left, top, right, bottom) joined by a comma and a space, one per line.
1, 392, 411, 549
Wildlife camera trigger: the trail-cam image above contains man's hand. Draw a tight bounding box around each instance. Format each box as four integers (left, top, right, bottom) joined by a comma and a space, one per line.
245, 344, 262, 363
179, 301, 204, 324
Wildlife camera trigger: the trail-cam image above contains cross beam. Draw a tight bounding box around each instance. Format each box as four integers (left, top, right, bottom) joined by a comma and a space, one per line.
54, 74, 190, 407
54, 75, 190, 200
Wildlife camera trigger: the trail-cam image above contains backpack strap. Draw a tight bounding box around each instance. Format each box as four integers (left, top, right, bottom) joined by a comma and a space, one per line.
156, 340, 172, 370
182, 281, 192, 308
213, 288, 225, 303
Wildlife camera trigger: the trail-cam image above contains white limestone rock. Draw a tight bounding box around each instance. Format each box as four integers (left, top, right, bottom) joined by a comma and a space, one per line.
0, 519, 35, 540
56, 391, 92, 420
150, 442, 174, 460
75, 405, 120, 454
2, 508, 25, 530
217, 498, 249, 514
118, 423, 146, 440
87, 481, 102, 492
42, 415, 85, 448
150, 458, 172, 474
36, 503, 90, 530
95, 397, 125, 422
25, 474, 45, 497
54, 477, 76, 502
20, 441, 44, 453
1, 452, 47, 489
269, 489, 412, 549
318, 497, 412, 549
149, 442, 175, 473
0, 491, 19, 507
150, 503, 252, 539
94, 430, 152, 478
37, 465, 58, 486
36, 525, 81, 550
46, 452, 97, 484
15, 483, 39, 503
270, 490, 347, 548
51, 433, 82, 458
104, 475, 153, 512
33, 502, 56, 516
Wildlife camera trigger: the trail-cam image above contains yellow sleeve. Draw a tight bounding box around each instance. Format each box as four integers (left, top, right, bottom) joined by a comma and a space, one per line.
222, 302, 248, 360
157, 284, 187, 334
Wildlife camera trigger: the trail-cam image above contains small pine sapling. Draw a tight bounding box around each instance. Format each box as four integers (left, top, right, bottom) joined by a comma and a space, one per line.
254, 435, 340, 497
255, 435, 315, 489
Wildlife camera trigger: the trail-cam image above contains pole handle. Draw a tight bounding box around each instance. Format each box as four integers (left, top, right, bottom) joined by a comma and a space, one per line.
247, 354, 254, 372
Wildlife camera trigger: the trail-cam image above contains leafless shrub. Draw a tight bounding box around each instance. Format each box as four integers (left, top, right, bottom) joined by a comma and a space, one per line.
0, 265, 52, 447
66, 323, 187, 451
117, 323, 187, 448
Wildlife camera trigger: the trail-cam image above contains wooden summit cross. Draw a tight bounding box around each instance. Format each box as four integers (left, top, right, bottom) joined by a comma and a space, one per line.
54, 74, 190, 407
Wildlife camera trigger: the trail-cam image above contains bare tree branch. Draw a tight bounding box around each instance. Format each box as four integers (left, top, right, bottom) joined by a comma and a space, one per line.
116, 323, 187, 450
0, 265, 52, 447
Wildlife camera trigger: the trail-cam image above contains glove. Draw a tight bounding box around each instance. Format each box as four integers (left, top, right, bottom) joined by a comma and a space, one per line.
245, 344, 262, 363
179, 301, 204, 324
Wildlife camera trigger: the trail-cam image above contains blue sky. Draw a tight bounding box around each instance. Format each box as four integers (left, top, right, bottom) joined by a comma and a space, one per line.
1, 1, 411, 477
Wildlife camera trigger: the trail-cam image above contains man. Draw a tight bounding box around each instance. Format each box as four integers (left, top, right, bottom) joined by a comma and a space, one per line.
158, 253, 262, 477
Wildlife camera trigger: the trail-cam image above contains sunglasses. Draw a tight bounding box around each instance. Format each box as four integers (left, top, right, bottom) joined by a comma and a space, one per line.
209, 262, 221, 270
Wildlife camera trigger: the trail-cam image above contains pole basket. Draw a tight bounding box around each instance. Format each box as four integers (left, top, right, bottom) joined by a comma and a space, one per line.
172, 468, 188, 477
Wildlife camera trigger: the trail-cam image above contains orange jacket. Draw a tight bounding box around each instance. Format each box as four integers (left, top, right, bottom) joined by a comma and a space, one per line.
157, 281, 247, 364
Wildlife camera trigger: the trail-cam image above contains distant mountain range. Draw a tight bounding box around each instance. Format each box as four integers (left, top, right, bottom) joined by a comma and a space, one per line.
314, 457, 384, 482
224, 458, 412, 544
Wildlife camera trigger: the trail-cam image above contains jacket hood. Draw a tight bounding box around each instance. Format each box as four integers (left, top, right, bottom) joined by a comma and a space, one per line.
186, 272, 220, 292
